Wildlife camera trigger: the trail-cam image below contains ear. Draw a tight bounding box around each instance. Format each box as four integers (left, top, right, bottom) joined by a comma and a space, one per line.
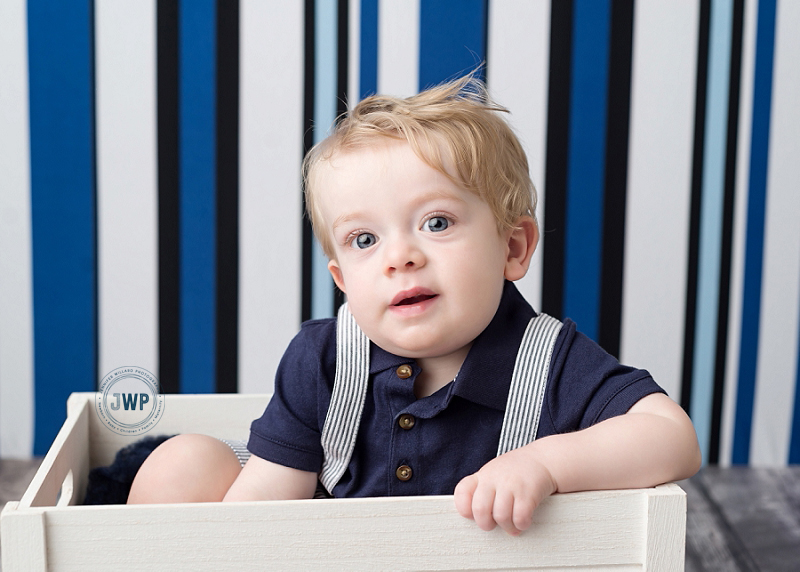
328, 259, 347, 293
504, 216, 538, 281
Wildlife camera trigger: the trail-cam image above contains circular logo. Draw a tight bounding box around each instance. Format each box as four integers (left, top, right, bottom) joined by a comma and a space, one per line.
96, 367, 165, 435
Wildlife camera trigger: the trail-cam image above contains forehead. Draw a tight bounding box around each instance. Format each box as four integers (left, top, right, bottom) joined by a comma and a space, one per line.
314, 139, 452, 197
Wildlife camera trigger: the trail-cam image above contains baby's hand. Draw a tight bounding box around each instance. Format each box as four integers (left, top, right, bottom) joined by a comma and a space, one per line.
453, 446, 557, 536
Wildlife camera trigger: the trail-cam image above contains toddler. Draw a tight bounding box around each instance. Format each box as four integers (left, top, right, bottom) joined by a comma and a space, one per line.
129, 75, 700, 536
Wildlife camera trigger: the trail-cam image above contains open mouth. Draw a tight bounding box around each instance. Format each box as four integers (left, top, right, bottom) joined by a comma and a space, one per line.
394, 294, 437, 306
391, 288, 438, 307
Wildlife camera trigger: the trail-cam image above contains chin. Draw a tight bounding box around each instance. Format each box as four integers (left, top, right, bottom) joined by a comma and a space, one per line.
392, 340, 463, 360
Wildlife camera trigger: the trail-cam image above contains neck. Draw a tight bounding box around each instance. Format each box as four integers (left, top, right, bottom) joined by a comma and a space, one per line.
413, 344, 472, 399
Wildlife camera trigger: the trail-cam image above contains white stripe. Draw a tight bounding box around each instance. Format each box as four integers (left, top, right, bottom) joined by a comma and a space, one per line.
378, 0, 419, 97
487, 0, 550, 311
620, 0, 700, 400
348, 0, 361, 106
95, 0, 159, 378
751, 0, 800, 466
238, 0, 304, 393
0, 0, 34, 458
720, 0, 759, 467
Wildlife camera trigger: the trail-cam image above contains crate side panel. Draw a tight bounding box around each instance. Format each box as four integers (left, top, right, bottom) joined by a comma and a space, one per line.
20, 399, 90, 507
41, 492, 651, 571
86, 393, 271, 466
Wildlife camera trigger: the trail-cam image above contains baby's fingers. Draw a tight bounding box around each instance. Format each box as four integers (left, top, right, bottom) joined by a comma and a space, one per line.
455, 475, 499, 531
490, 490, 522, 536
453, 475, 478, 520
471, 489, 499, 531
511, 494, 536, 533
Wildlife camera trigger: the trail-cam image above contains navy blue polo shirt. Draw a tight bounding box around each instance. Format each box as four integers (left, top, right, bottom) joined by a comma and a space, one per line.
248, 281, 665, 498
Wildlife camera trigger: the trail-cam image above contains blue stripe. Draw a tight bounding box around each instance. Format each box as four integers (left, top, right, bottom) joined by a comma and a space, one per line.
790, 284, 800, 463
311, 0, 339, 319
359, 0, 378, 99
28, 0, 96, 454
690, 0, 733, 464
732, 0, 775, 465
418, 0, 487, 90
179, 0, 217, 393
562, 0, 611, 342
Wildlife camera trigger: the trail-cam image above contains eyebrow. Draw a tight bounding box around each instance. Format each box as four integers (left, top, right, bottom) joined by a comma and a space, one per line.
331, 188, 466, 233
332, 212, 364, 233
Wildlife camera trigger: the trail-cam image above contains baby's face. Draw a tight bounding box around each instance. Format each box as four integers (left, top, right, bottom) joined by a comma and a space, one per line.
316, 139, 513, 361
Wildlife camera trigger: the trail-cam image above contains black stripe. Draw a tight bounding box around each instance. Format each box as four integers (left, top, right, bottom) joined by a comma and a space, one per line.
157, 0, 180, 394
598, 0, 634, 359
333, 0, 349, 314
681, 0, 711, 414
301, 0, 316, 323
709, 0, 744, 464
541, 0, 573, 319
215, 0, 239, 393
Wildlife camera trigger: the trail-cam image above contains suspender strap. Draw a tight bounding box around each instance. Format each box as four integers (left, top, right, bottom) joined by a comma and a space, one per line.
318, 303, 371, 494
496, 313, 563, 456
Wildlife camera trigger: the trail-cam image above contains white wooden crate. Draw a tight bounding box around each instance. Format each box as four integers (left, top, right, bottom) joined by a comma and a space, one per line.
2, 392, 686, 571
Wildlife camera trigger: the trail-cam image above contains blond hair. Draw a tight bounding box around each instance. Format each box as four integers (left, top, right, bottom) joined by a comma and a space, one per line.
303, 74, 537, 258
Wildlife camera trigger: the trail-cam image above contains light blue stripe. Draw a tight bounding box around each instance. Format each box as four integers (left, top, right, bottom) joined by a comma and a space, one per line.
690, 0, 733, 463
311, 0, 339, 319
179, 0, 217, 393
563, 0, 612, 342
732, 0, 776, 465
28, 0, 97, 454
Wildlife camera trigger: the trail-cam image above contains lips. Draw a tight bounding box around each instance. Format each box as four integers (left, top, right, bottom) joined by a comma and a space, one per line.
391, 288, 438, 307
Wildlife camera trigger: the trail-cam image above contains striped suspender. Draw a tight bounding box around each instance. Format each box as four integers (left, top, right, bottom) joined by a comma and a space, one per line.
319, 306, 563, 492
496, 313, 563, 456
318, 303, 371, 494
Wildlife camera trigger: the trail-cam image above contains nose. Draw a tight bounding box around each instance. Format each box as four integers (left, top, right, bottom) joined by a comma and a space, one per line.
384, 236, 426, 275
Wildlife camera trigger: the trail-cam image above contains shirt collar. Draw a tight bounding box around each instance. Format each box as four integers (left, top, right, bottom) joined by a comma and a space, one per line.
368, 280, 535, 411
451, 280, 535, 410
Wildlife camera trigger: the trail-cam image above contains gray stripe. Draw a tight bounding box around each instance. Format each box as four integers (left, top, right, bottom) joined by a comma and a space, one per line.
319, 304, 370, 493
220, 438, 251, 468
497, 313, 563, 456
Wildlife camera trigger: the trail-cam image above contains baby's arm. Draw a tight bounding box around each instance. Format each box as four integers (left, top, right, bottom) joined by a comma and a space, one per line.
223, 455, 318, 502
454, 393, 701, 535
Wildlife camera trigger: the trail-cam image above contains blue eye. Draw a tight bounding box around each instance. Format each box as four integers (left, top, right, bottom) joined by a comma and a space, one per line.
425, 216, 450, 232
352, 232, 377, 249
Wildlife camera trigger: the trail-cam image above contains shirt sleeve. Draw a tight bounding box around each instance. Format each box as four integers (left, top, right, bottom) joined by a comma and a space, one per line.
247, 318, 337, 473
539, 319, 667, 436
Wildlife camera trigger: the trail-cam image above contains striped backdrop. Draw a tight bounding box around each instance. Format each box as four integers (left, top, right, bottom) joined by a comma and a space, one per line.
0, 0, 798, 466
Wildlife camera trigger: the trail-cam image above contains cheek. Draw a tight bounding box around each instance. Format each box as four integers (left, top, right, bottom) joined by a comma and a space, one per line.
453, 239, 506, 274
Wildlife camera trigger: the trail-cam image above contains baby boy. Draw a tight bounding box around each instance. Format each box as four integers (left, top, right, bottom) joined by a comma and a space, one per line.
130, 75, 700, 536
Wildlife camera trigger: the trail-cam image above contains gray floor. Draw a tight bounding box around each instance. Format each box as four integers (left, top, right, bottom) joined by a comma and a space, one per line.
681, 466, 800, 571
2, 459, 799, 570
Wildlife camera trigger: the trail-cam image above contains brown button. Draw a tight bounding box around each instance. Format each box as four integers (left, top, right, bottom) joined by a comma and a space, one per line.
398, 414, 416, 430
396, 364, 413, 379
396, 464, 413, 481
